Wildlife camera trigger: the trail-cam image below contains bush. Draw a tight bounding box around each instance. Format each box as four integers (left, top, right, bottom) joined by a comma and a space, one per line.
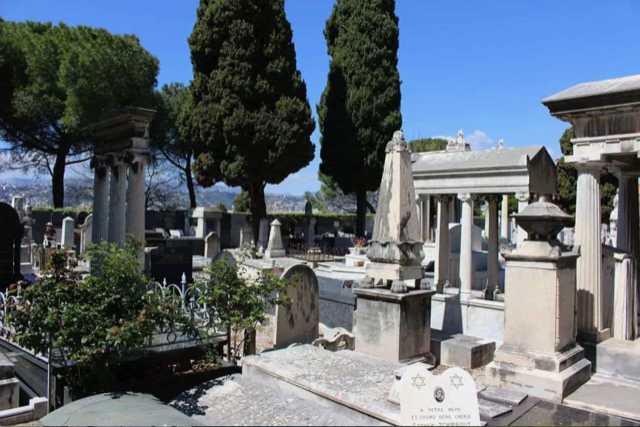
11, 242, 192, 397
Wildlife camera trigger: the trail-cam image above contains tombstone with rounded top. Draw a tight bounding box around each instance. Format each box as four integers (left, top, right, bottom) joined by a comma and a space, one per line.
61, 217, 75, 250
204, 232, 220, 259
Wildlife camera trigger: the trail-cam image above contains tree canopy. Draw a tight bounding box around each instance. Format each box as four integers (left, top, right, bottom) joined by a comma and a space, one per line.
409, 137, 448, 153
318, 0, 402, 236
189, 0, 315, 235
0, 21, 159, 207
151, 83, 197, 208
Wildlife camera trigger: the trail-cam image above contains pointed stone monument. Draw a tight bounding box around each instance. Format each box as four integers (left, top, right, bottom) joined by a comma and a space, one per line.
353, 131, 435, 363
265, 219, 285, 258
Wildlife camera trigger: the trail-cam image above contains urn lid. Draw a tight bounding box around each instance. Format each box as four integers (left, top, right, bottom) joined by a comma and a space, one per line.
514, 196, 573, 241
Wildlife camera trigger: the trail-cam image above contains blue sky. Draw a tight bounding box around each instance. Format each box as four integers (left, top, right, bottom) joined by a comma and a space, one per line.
3, 1, 640, 195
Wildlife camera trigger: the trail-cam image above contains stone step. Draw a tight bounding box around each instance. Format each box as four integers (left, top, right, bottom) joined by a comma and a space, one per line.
479, 386, 528, 406
478, 397, 512, 421
595, 338, 640, 384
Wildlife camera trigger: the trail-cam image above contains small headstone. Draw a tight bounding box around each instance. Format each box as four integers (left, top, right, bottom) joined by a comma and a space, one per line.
61, 217, 75, 250
273, 264, 319, 348
400, 364, 480, 426
204, 232, 221, 259
239, 225, 254, 249
265, 219, 285, 258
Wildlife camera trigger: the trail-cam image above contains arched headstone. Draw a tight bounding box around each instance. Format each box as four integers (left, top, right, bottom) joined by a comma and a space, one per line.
0, 203, 23, 288
204, 232, 221, 259
273, 264, 319, 348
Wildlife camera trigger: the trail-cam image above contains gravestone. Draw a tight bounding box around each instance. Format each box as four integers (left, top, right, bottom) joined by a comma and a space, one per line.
80, 214, 93, 254
400, 364, 480, 426
61, 217, 75, 249
273, 264, 319, 348
0, 203, 23, 289
204, 232, 220, 259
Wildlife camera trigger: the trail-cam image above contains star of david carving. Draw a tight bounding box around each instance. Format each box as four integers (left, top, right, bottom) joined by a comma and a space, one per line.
411, 374, 427, 389
450, 373, 464, 389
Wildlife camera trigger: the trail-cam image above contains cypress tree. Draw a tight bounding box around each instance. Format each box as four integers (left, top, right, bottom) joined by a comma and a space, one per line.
189, 0, 315, 236
318, 0, 402, 237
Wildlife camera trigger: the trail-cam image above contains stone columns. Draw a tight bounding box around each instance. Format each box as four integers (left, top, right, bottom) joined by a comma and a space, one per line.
516, 192, 530, 245
574, 164, 606, 342
108, 161, 128, 246
91, 162, 110, 243
126, 158, 146, 247
458, 193, 474, 301
615, 173, 640, 260
501, 194, 510, 241
486, 196, 500, 299
422, 196, 432, 242
435, 195, 450, 292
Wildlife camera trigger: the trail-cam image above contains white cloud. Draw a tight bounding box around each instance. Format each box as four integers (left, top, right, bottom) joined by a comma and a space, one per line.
465, 130, 495, 149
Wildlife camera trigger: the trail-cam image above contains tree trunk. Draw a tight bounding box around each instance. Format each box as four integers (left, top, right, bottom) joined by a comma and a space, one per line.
356, 189, 367, 238
185, 156, 197, 209
52, 146, 70, 208
248, 181, 267, 241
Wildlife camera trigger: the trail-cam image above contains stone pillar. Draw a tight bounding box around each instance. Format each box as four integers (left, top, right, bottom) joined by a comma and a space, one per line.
486, 196, 500, 299
108, 161, 128, 246
458, 193, 474, 301
91, 162, 110, 243
501, 194, 510, 241
423, 196, 432, 242
61, 217, 75, 250
574, 164, 606, 342
516, 192, 530, 245
126, 159, 146, 247
307, 217, 317, 247
415, 196, 422, 240
435, 195, 450, 292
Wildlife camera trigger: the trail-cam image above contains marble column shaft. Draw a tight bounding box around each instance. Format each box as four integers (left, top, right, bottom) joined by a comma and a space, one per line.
574, 165, 604, 340
92, 164, 110, 243
486, 196, 500, 299
501, 194, 510, 241
435, 196, 450, 292
126, 159, 146, 247
458, 193, 474, 300
516, 192, 530, 245
108, 162, 128, 246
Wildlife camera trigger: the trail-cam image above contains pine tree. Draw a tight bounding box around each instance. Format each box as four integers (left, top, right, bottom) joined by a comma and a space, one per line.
318, 0, 402, 237
189, 0, 315, 236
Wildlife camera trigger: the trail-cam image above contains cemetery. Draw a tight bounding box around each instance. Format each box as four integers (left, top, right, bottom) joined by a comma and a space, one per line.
1, 1, 640, 426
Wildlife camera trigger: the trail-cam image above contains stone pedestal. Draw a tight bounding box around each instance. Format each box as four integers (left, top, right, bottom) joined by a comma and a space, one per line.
485, 241, 591, 401
353, 288, 435, 362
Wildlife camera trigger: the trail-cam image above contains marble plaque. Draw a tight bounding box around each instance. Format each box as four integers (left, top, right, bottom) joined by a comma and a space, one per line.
400, 365, 481, 426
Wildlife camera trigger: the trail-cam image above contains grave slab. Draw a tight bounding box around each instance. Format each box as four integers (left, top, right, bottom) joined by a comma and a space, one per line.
440, 334, 496, 369
564, 374, 640, 422
478, 386, 528, 406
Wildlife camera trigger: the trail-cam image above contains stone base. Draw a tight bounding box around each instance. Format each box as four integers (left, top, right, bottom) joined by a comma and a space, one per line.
265, 249, 286, 259
353, 288, 434, 362
440, 334, 496, 369
594, 338, 640, 383
365, 262, 422, 281
484, 345, 592, 402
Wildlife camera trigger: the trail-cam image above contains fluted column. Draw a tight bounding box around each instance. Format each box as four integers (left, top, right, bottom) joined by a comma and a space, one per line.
435, 195, 450, 292
91, 160, 110, 243
486, 196, 500, 299
516, 192, 530, 245
458, 193, 474, 301
501, 194, 510, 241
575, 164, 605, 341
108, 161, 128, 246
126, 158, 146, 248
416, 196, 423, 241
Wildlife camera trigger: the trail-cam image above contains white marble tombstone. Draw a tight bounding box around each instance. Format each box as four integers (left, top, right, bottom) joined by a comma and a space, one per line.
273, 264, 319, 349
399, 364, 480, 426
204, 232, 221, 259
61, 217, 75, 250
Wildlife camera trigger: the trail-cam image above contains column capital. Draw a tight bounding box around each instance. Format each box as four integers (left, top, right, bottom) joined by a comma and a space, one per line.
611, 168, 638, 180
457, 193, 474, 203
515, 192, 530, 203
574, 162, 604, 177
